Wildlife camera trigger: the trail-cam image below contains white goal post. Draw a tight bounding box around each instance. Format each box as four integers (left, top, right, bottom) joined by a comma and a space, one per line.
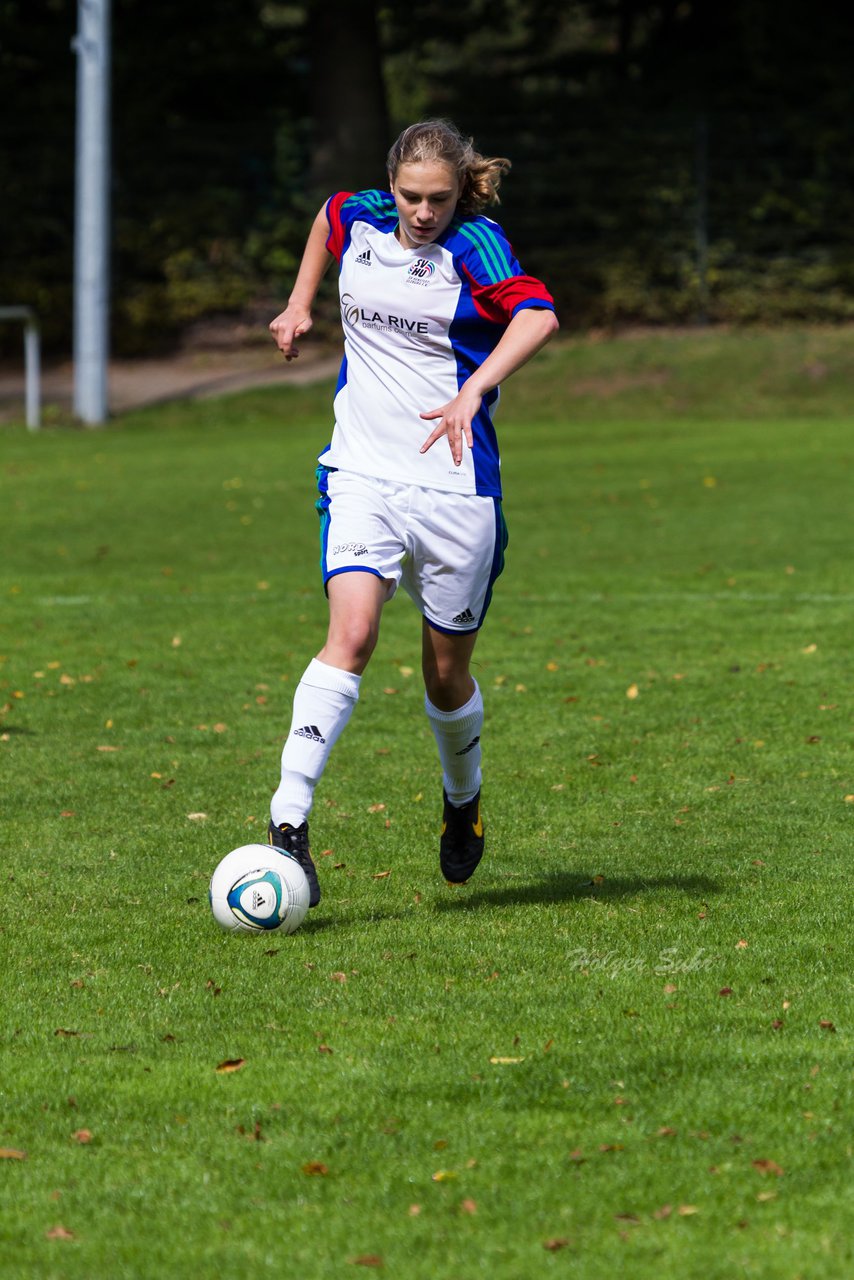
0, 306, 41, 430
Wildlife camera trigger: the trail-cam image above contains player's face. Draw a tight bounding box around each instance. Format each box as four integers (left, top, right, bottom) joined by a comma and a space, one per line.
390, 161, 461, 249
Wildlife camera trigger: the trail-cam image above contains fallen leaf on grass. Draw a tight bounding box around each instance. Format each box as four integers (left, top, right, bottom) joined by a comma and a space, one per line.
330, 972, 347, 983
719, 988, 733, 997
301, 1161, 329, 1176
236, 1122, 265, 1142
735, 939, 748, 949
367, 803, 386, 813
614, 1213, 641, 1224
96, 745, 121, 752
431, 1169, 457, 1182
71, 1130, 92, 1144
542, 1238, 571, 1252
678, 1204, 699, 1216
819, 1020, 836, 1032
46, 1225, 75, 1240
459, 1198, 477, 1215
371, 870, 391, 880
652, 1204, 672, 1220
187, 812, 208, 821
351, 1256, 383, 1268
55, 1028, 80, 1037
0, 1148, 27, 1160
215, 1058, 246, 1074
489, 1056, 525, 1065
752, 1159, 784, 1176
626, 683, 639, 699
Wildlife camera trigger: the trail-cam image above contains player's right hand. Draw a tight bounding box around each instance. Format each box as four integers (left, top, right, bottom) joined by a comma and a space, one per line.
269, 306, 313, 361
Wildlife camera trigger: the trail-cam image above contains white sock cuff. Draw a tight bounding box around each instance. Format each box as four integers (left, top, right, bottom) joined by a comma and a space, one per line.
302, 657, 361, 701
424, 680, 482, 725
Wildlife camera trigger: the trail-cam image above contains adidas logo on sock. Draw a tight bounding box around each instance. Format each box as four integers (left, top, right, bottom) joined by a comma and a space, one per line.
456, 735, 480, 756
355, 248, 372, 266
294, 724, 326, 743
451, 607, 476, 625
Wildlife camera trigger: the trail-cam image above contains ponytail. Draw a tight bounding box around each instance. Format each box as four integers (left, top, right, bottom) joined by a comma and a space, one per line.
387, 119, 511, 215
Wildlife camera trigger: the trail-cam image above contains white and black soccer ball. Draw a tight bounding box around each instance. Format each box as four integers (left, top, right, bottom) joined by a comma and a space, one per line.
209, 843, 310, 935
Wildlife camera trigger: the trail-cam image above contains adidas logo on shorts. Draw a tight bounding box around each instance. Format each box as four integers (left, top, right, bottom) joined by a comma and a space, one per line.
294, 724, 326, 743
451, 607, 476, 626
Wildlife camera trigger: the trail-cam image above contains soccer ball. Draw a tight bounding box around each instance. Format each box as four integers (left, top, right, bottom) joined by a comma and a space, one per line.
209, 843, 310, 935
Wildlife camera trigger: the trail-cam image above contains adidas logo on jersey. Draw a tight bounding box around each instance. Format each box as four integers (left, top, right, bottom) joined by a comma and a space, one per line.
355, 248, 372, 266
451, 607, 476, 626
294, 724, 326, 743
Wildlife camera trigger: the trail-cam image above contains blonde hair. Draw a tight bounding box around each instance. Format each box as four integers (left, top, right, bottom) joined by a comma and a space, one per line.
387, 119, 511, 216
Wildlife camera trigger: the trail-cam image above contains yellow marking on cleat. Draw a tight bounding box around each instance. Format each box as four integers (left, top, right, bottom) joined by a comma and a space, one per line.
472, 806, 483, 839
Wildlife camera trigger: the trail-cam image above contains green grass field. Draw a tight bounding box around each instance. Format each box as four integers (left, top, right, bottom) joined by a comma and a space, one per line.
1, 327, 852, 1278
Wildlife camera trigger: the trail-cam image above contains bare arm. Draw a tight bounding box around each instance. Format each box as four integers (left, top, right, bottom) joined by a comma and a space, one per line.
420, 306, 559, 465
269, 205, 334, 361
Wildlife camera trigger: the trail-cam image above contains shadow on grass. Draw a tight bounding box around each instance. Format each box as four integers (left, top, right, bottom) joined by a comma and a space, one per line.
294, 871, 724, 932
434, 871, 722, 912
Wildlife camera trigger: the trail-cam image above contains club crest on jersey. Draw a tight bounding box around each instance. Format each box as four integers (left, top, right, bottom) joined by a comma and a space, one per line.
406, 257, 436, 286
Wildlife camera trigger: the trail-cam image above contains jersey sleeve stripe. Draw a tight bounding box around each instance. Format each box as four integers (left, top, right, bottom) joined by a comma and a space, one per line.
454, 221, 514, 283
325, 192, 352, 261
343, 189, 395, 220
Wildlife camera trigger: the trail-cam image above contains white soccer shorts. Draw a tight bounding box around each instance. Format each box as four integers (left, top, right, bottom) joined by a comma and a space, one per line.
316, 466, 508, 634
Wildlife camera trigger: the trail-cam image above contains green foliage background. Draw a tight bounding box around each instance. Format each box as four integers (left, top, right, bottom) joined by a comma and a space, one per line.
1, 0, 853, 353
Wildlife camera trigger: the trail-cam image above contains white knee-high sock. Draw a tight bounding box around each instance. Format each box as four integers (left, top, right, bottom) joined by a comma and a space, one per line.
425, 681, 483, 807
271, 658, 361, 828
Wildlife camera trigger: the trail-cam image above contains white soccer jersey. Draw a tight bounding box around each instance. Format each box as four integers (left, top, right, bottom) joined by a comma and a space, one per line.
319, 190, 555, 498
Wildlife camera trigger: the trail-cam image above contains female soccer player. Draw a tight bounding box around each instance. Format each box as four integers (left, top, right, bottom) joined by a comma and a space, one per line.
267, 119, 558, 907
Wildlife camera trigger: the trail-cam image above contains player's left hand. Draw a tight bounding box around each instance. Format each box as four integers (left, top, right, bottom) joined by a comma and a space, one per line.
419, 387, 483, 466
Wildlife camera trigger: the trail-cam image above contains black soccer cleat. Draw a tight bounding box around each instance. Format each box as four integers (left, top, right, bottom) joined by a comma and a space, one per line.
268, 819, 320, 908
439, 789, 485, 885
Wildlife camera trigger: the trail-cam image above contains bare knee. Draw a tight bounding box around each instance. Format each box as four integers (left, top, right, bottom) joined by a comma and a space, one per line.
422, 622, 478, 710
321, 572, 387, 674
423, 658, 474, 711
320, 613, 379, 673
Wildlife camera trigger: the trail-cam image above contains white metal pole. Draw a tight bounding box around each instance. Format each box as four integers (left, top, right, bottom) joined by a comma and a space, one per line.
24, 315, 41, 431
72, 0, 111, 425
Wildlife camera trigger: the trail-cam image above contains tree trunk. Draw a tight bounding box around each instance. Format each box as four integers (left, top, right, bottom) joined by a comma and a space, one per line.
307, 0, 390, 198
